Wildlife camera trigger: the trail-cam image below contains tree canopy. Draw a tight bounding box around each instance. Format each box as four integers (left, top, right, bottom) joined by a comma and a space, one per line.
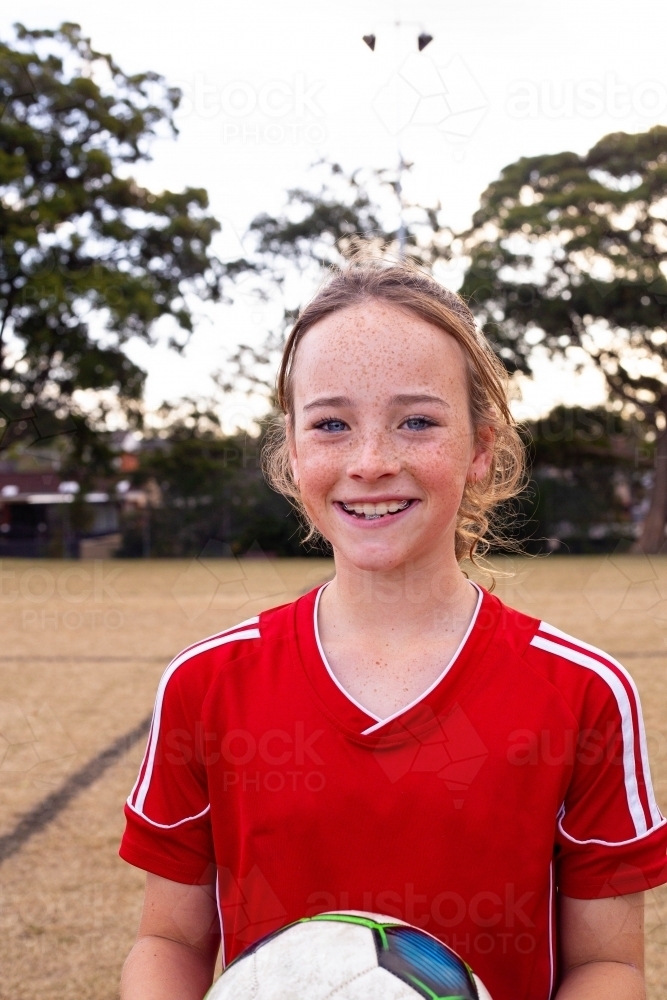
223, 160, 448, 402
458, 127, 667, 549
0, 22, 229, 466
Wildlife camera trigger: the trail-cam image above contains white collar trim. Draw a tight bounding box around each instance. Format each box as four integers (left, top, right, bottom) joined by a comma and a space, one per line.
311, 581, 484, 736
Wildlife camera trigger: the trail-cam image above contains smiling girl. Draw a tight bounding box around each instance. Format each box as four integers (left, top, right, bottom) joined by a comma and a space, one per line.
120, 256, 667, 1000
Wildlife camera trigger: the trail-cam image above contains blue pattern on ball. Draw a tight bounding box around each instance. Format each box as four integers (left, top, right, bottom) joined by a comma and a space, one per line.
378, 926, 478, 999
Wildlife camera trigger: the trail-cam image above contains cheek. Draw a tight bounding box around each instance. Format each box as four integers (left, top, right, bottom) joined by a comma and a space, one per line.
399, 450, 470, 521
293, 439, 341, 503
408, 432, 474, 490
418, 460, 469, 504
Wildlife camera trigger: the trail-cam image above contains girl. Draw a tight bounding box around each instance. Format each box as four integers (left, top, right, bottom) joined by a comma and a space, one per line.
120, 255, 666, 1000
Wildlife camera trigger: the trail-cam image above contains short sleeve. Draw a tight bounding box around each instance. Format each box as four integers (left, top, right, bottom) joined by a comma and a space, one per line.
555, 657, 667, 898
119, 652, 216, 884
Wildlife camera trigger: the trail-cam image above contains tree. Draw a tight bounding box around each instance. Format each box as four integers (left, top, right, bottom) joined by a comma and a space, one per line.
519, 405, 648, 553
458, 127, 667, 551
223, 160, 449, 403
120, 409, 306, 558
0, 22, 232, 468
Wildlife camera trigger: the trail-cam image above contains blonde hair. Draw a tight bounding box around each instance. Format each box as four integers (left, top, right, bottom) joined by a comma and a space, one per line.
262, 251, 526, 565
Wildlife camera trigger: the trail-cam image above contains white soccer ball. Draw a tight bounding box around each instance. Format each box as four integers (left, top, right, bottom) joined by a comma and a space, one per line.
207, 911, 494, 1000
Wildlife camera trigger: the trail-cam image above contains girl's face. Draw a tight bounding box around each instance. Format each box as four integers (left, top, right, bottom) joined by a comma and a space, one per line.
288, 299, 494, 573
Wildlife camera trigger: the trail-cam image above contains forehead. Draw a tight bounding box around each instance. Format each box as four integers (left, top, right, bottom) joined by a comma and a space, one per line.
291, 299, 468, 399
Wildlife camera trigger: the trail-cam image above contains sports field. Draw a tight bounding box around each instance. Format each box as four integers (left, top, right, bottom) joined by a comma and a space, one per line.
1, 554, 666, 999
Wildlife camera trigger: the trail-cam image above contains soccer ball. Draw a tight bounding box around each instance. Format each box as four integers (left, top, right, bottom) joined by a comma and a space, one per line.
207, 911, 494, 1000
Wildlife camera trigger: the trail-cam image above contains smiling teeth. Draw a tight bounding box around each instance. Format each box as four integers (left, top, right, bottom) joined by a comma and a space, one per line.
342, 500, 411, 517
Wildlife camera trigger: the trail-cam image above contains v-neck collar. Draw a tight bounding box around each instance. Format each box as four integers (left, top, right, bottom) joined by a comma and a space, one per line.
292, 582, 498, 743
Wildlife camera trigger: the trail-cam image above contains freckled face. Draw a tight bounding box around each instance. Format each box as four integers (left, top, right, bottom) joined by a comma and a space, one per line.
288, 299, 493, 572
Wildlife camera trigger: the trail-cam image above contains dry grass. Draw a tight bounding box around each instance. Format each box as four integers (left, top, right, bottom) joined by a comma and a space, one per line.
0, 555, 665, 998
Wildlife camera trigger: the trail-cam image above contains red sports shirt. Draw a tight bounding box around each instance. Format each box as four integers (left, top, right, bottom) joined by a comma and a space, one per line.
120, 585, 667, 1000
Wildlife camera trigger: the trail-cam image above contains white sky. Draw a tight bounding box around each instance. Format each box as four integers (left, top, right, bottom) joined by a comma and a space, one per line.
5, 0, 667, 429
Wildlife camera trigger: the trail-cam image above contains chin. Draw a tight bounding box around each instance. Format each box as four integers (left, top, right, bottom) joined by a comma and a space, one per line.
331, 537, 419, 573
349, 553, 407, 573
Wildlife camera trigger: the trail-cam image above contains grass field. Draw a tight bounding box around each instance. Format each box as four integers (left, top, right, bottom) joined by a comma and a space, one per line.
1, 554, 666, 999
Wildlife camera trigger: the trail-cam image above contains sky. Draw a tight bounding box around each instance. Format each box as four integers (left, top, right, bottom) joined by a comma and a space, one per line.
5, 0, 667, 429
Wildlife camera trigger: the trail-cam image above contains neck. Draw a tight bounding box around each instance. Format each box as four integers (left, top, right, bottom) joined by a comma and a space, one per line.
322, 544, 475, 642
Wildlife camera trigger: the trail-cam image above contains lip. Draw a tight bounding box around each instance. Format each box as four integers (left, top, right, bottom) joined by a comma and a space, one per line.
333, 498, 420, 527
335, 496, 417, 505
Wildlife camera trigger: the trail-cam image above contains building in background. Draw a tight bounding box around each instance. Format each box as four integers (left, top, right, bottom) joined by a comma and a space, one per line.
0, 471, 122, 558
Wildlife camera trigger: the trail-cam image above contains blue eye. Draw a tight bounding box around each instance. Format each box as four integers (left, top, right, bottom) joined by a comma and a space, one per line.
403, 416, 435, 431
315, 419, 348, 433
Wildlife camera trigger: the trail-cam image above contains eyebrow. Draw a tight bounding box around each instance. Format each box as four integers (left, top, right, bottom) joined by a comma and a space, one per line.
302, 393, 449, 411
391, 394, 449, 408
303, 395, 352, 412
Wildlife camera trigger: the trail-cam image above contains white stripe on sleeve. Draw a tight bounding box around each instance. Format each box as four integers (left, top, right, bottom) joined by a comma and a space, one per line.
132, 621, 260, 820
537, 621, 662, 827
531, 632, 648, 837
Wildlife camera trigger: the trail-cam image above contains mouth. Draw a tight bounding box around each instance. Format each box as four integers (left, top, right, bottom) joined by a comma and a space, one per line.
337, 499, 416, 521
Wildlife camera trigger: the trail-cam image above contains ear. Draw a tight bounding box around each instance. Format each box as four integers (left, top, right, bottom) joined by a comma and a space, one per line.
468, 424, 495, 483
285, 414, 300, 487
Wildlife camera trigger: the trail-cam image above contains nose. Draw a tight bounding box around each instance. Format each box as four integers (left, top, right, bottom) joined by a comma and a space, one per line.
346, 430, 401, 482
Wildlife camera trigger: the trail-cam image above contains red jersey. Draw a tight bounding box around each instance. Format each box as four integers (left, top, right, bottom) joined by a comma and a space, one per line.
120, 585, 667, 1000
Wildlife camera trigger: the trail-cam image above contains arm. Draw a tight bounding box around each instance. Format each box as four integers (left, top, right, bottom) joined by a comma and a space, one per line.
556, 892, 644, 1000
121, 873, 221, 1000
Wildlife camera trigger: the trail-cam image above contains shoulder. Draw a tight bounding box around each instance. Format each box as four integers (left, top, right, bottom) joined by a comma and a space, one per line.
483, 589, 540, 656
161, 615, 262, 690
522, 616, 643, 722
486, 590, 641, 717
158, 594, 306, 699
